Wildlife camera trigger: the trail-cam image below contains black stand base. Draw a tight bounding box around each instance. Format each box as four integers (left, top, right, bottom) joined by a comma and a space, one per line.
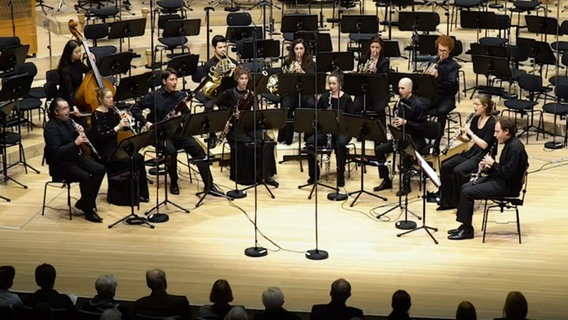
327, 191, 348, 201
227, 189, 247, 199
544, 141, 564, 149
145, 199, 190, 217
225, 5, 240, 12
349, 189, 387, 207
196, 186, 234, 207
306, 249, 329, 260
147, 213, 170, 223
0, 194, 10, 202
398, 225, 439, 244
108, 213, 155, 229
298, 180, 336, 200
245, 246, 268, 257
395, 220, 417, 230
242, 182, 276, 199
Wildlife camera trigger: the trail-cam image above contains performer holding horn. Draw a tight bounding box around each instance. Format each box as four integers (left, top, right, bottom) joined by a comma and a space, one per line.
195, 35, 238, 111
436, 94, 496, 211
277, 38, 316, 145
306, 72, 357, 187
354, 36, 390, 124
214, 65, 279, 187
425, 35, 460, 154
90, 87, 149, 204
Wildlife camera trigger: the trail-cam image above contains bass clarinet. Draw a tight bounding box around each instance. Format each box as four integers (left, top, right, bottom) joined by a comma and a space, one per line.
471, 140, 498, 184
441, 112, 475, 155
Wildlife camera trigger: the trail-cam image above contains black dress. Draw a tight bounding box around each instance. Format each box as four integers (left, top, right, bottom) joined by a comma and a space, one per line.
91, 109, 149, 204
215, 87, 277, 185
57, 61, 90, 107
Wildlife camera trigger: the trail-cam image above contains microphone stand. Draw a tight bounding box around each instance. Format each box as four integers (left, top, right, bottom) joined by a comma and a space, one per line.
226, 92, 247, 199
327, 91, 348, 201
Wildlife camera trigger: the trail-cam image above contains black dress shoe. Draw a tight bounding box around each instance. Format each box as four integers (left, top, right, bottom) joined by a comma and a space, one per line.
264, 178, 279, 188
396, 185, 411, 196
84, 209, 103, 223
170, 180, 179, 195
208, 185, 223, 197
448, 228, 474, 240
337, 175, 345, 187
373, 179, 392, 192
139, 196, 149, 203
437, 205, 455, 211
447, 225, 464, 235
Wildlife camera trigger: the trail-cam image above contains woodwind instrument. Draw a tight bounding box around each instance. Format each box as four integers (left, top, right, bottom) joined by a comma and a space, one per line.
217, 89, 252, 146
471, 140, 497, 184
441, 112, 475, 155
112, 104, 138, 135
70, 118, 101, 160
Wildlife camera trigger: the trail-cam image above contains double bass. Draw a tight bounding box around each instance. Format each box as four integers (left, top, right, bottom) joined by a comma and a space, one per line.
68, 20, 116, 115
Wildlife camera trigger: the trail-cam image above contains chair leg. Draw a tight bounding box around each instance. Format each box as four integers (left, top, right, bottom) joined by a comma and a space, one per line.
42, 182, 49, 216
482, 206, 488, 243
516, 208, 521, 244
66, 182, 72, 220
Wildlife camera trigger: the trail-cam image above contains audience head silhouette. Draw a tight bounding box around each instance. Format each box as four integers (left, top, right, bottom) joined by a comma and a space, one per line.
95, 274, 117, 299
224, 306, 248, 320
262, 287, 285, 309
0, 265, 16, 290
330, 278, 351, 303
503, 291, 528, 320
456, 301, 477, 320
146, 269, 167, 292
35, 263, 56, 289
391, 290, 411, 313
210, 279, 234, 304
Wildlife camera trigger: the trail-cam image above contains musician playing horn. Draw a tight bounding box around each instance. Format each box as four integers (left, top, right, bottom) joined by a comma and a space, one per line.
306, 72, 357, 187
436, 94, 496, 211
277, 38, 316, 145
196, 35, 238, 110
448, 117, 528, 240
44, 98, 106, 223
354, 35, 390, 125
130, 68, 221, 196
214, 65, 278, 187
90, 87, 150, 204
425, 35, 460, 154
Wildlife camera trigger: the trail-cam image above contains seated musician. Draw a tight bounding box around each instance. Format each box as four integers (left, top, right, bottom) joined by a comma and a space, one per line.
277, 38, 316, 145
437, 94, 496, 211
306, 72, 358, 187
214, 65, 278, 187
354, 36, 390, 124
424, 35, 460, 154
56, 39, 94, 128
448, 117, 528, 240
374, 78, 427, 195
195, 35, 238, 111
130, 68, 221, 196
44, 98, 106, 223
90, 87, 150, 204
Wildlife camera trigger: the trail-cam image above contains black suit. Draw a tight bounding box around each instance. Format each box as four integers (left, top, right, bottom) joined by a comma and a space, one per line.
310, 301, 364, 320
23, 289, 77, 320
133, 291, 191, 320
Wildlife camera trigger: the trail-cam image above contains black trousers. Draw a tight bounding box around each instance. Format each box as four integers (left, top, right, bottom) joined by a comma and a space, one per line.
456, 178, 510, 228
278, 94, 316, 145
374, 138, 426, 180
161, 135, 213, 189
439, 153, 478, 208
50, 157, 106, 209
306, 133, 351, 179
428, 95, 456, 148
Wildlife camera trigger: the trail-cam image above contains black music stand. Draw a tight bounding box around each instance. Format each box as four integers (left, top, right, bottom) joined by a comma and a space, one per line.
343, 73, 389, 117
471, 55, 512, 99
296, 108, 338, 197
114, 72, 153, 102
144, 116, 189, 221
167, 54, 199, 92
525, 15, 559, 41
97, 52, 133, 77
397, 151, 439, 244
0, 45, 29, 76
183, 110, 232, 207
281, 14, 318, 33
341, 114, 388, 206
225, 26, 264, 43
108, 131, 155, 229
0, 101, 17, 198
238, 39, 280, 60
398, 12, 440, 71
163, 19, 201, 38
460, 11, 497, 42
294, 31, 332, 53
316, 52, 354, 72
388, 72, 438, 101
108, 18, 146, 52
340, 15, 379, 54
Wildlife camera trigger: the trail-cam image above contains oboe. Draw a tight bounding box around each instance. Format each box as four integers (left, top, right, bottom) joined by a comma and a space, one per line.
441, 112, 475, 155
471, 141, 497, 184
69, 118, 101, 160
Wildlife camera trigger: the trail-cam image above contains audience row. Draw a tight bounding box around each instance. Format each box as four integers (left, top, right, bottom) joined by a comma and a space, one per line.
0, 264, 529, 320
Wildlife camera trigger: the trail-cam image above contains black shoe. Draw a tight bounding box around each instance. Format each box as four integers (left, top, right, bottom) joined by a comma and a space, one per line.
139, 196, 149, 203
337, 175, 345, 187
307, 177, 316, 184
396, 184, 411, 196
448, 228, 474, 240
373, 179, 392, 192
437, 205, 455, 211
264, 178, 279, 188
170, 180, 179, 195
208, 184, 223, 197
84, 209, 103, 223
447, 225, 464, 235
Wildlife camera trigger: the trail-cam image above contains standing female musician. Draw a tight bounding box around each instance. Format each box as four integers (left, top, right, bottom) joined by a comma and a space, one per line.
306, 72, 358, 187
277, 38, 316, 145
437, 94, 496, 211
215, 65, 278, 187
57, 40, 94, 126
90, 88, 149, 203
426, 35, 460, 154
354, 35, 390, 124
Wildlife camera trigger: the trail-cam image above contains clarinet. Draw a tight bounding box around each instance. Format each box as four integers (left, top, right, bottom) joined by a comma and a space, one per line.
69, 118, 101, 160
326, 90, 333, 148
441, 112, 475, 155
471, 140, 497, 184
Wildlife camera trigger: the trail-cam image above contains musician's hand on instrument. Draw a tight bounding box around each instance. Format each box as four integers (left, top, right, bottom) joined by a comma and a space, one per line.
145, 122, 153, 130
235, 110, 240, 120
483, 154, 495, 167
75, 134, 87, 146
88, 52, 96, 61
431, 69, 439, 78
369, 66, 377, 73
393, 117, 406, 127
72, 106, 82, 118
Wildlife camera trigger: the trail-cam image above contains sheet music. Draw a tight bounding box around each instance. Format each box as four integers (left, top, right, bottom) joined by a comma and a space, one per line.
415, 151, 441, 188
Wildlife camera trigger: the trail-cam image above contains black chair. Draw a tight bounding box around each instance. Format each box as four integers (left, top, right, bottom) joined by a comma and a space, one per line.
89, 6, 120, 23
14, 62, 44, 130
551, 20, 568, 53
78, 309, 103, 320
41, 177, 78, 220
503, 73, 550, 144
136, 313, 182, 320
84, 23, 117, 60
539, 83, 568, 145
157, 0, 185, 16
548, 51, 568, 86
482, 171, 528, 244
